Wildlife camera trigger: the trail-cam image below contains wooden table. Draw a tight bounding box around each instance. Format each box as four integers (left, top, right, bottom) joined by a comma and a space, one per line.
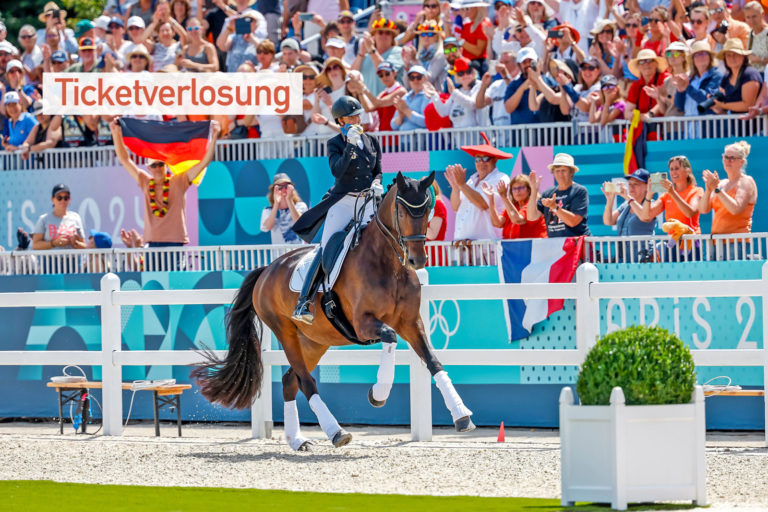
47, 381, 192, 436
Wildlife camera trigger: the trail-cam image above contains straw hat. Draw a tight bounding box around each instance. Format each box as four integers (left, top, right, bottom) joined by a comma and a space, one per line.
38, 2, 66, 23
547, 153, 579, 173
127, 44, 153, 67
664, 41, 690, 55
627, 48, 668, 77
548, 58, 576, 81
689, 39, 715, 57
460, 132, 513, 160
590, 18, 617, 36
717, 38, 752, 59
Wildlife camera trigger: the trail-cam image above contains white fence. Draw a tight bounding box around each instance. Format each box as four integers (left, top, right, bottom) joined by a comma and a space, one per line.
1, 114, 765, 171
0, 263, 766, 444
2, 234, 766, 276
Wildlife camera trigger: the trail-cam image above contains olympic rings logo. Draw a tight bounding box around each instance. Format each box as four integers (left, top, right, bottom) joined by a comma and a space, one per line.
428, 299, 460, 350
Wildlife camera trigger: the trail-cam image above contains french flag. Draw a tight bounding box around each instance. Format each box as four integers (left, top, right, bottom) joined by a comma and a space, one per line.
498, 237, 584, 341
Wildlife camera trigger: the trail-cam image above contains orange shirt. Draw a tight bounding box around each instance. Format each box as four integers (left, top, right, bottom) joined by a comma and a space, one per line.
660, 185, 703, 234
712, 187, 755, 234
500, 202, 548, 239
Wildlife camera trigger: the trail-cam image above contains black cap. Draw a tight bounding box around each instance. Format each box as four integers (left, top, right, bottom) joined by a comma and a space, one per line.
52, 184, 70, 197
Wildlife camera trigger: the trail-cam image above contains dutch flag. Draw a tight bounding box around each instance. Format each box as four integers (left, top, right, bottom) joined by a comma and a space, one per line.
498, 237, 584, 341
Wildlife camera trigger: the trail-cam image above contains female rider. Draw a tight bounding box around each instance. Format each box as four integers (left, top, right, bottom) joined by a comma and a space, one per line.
292, 96, 383, 324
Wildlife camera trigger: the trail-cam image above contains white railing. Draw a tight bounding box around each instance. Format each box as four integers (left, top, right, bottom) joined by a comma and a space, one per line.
0, 263, 766, 444
2, 114, 765, 171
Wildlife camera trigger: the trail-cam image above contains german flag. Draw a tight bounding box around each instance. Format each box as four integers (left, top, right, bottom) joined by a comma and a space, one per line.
623, 110, 648, 175
118, 118, 212, 184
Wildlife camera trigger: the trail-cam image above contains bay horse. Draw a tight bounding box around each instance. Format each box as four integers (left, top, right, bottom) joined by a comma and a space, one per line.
193, 171, 475, 451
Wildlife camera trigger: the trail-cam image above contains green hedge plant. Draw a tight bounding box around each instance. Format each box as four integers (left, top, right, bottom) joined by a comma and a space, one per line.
576, 325, 697, 406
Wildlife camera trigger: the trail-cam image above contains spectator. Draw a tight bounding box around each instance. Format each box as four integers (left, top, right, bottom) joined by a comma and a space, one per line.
42, 27, 66, 66
4, 60, 33, 111
21, 100, 62, 161
217, 13, 259, 72
106, 17, 131, 64
125, 16, 153, 55
700, 140, 758, 258
333, 10, 359, 64
641, 6, 672, 56
528, 57, 577, 122
92, 16, 110, 43
427, 180, 448, 242
413, 20, 448, 90
481, 173, 547, 239
509, 12, 546, 58
390, 67, 431, 131
148, 21, 185, 71
655, 41, 689, 117
441, 37, 461, 92
279, 38, 304, 70
459, 2, 492, 75
589, 19, 620, 76
588, 74, 626, 130
504, 47, 539, 125
128, 0, 156, 28
352, 18, 404, 97
444, 134, 512, 240
544, 21, 584, 70
625, 49, 669, 131
673, 40, 723, 119
126, 45, 152, 71
567, 57, 602, 122
178, 18, 218, 71
254, 39, 278, 71
18, 25, 43, 85
686, 7, 716, 51
740, 76, 768, 118
617, 13, 645, 81
712, 39, 762, 114
309, 57, 347, 134
708, 0, 750, 51
602, 169, 657, 236
295, 63, 319, 127
356, 61, 406, 132
642, 155, 704, 237
36, 2, 78, 57
65, 37, 100, 72
43, 49, 70, 74
744, 2, 768, 76
428, 58, 482, 129
32, 184, 86, 250
0, 40, 16, 87
171, 0, 191, 28
260, 173, 308, 244
475, 50, 519, 127
543, 0, 599, 54
527, 152, 590, 237
400, 1, 443, 46
84, 230, 113, 273
1, 92, 38, 153
524, 0, 557, 31
110, 119, 221, 248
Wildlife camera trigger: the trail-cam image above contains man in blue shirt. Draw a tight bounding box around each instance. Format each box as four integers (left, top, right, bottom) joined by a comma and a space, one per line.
1, 91, 39, 152
390, 65, 431, 131
503, 47, 539, 125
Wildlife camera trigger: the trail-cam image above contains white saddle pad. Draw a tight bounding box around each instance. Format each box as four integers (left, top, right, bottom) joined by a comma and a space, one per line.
289, 228, 358, 293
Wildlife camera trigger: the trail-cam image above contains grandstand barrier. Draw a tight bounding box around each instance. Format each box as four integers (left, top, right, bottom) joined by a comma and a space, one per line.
1, 114, 765, 170
0, 263, 766, 444
1, 235, 766, 275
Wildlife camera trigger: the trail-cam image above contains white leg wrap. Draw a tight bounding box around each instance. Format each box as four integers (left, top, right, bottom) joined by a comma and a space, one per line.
371, 342, 396, 402
434, 370, 473, 423
283, 401, 310, 451
308, 394, 342, 440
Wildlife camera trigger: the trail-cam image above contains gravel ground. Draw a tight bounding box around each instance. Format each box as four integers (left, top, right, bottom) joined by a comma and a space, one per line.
0, 422, 766, 511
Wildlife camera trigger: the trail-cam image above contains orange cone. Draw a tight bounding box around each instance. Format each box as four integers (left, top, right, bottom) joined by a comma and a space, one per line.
497, 421, 505, 442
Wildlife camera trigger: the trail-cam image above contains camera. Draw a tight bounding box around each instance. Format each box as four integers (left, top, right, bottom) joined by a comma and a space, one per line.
713, 20, 728, 35
697, 90, 725, 113
235, 17, 251, 34
529, 61, 537, 72
547, 29, 563, 39
298, 13, 314, 22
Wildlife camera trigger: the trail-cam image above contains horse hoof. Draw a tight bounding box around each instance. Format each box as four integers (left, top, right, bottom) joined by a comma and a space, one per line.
454, 416, 476, 433
368, 387, 386, 408
297, 440, 312, 452
332, 429, 352, 448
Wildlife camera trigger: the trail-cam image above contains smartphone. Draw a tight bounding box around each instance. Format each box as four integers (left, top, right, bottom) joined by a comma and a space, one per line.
604, 182, 618, 194
650, 172, 667, 195
235, 17, 251, 34
322, 86, 333, 94
51, 8, 61, 19
298, 13, 314, 21
641, 16, 650, 26
547, 29, 563, 39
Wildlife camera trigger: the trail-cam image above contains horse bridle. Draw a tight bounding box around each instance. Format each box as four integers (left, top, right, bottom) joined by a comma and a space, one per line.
374, 189, 430, 267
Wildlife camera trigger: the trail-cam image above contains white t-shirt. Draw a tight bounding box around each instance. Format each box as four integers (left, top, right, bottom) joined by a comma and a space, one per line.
487, 78, 512, 126
260, 202, 308, 244
33, 210, 85, 242
453, 168, 510, 240
431, 82, 482, 128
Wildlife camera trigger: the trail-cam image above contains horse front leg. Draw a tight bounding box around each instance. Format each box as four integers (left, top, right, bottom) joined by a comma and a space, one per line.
281, 369, 312, 451
355, 314, 397, 407
398, 319, 475, 433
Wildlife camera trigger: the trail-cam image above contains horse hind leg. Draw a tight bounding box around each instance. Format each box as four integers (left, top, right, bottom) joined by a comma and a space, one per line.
282, 369, 312, 451
369, 326, 397, 408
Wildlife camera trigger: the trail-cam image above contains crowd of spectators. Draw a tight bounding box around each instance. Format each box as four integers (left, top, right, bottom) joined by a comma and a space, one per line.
2, 0, 768, 157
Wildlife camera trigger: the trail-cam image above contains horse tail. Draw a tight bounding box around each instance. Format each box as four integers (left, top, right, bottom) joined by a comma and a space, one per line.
192, 266, 266, 410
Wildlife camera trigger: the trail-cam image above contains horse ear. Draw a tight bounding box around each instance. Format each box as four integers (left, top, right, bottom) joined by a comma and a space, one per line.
420, 171, 436, 191
395, 172, 407, 190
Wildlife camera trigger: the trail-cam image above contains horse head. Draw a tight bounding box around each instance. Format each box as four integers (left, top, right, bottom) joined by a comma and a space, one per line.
378, 171, 435, 270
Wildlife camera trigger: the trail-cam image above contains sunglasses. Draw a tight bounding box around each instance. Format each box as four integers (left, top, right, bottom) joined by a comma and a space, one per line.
691, 18, 705, 25
187, 26, 201, 31
600, 28, 614, 34
7, 68, 21, 74
256, 49, 273, 54
693, 51, 710, 58
408, 74, 424, 80
420, 32, 437, 37
722, 154, 742, 160
377, 71, 391, 77
131, 54, 147, 59
709, 7, 724, 14
602, 83, 617, 90
511, 185, 527, 192
423, 2, 440, 7
129, 26, 143, 30
148, 161, 165, 169
649, 18, 663, 23
108, 24, 123, 29
666, 50, 684, 58
456, 69, 471, 76
327, 64, 342, 71
444, 46, 458, 54
474, 155, 492, 162
339, 17, 354, 24
276, 183, 291, 190
19, 34, 34, 39
638, 59, 655, 65
580, 64, 597, 71
628, 23, 640, 28
302, 74, 316, 79
55, 195, 70, 201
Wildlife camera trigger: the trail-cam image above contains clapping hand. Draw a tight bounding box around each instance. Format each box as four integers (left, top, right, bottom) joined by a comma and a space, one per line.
497, 180, 508, 197
643, 85, 661, 100
541, 196, 557, 210
529, 170, 541, 194
702, 169, 720, 191
480, 181, 495, 198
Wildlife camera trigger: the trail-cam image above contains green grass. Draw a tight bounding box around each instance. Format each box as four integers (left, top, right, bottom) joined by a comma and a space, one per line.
0, 481, 700, 512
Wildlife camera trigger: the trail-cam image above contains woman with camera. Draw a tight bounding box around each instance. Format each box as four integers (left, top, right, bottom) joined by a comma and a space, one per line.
260, 174, 308, 245
711, 39, 762, 115
673, 40, 723, 117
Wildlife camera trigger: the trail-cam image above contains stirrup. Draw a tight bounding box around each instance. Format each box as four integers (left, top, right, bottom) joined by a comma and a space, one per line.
292, 300, 314, 325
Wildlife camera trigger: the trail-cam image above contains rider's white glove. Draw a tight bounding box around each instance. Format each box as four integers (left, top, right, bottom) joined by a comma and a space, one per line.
371, 179, 384, 197
346, 124, 364, 149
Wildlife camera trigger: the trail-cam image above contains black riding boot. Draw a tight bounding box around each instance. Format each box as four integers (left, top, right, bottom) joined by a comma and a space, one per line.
292, 249, 324, 325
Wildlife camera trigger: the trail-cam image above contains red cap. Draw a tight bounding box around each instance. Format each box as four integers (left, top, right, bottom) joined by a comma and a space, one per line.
451, 57, 471, 75
461, 133, 514, 160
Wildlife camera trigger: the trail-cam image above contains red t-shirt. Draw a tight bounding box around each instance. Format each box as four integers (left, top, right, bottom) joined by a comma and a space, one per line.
427, 198, 448, 266
627, 71, 669, 113
376, 84, 403, 132
499, 203, 548, 239
461, 19, 491, 60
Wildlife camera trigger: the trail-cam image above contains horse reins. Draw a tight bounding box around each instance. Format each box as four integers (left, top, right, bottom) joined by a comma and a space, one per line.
374, 190, 430, 267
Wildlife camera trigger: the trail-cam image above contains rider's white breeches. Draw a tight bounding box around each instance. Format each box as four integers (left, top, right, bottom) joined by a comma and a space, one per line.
321, 194, 375, 249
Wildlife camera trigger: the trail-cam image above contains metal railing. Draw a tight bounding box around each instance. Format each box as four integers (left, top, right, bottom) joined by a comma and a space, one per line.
2, 114, 765, 171
2, 234, 767, 276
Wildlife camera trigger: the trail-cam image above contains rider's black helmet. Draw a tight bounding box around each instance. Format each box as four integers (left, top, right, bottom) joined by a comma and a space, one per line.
331, 95, 363, 122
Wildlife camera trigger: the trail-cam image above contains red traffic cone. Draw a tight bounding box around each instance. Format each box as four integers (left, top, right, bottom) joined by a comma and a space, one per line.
497, 421, 505, 443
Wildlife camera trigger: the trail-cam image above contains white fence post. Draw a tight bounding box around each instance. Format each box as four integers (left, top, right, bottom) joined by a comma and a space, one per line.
576, 263, 600, 359
251, 322, 273, 439
762, 262, 768, 447
100, 273, 123, 436
411, 268, 433, 441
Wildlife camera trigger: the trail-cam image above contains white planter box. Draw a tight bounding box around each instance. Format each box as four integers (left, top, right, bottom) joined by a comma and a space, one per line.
560, 385, 706, 511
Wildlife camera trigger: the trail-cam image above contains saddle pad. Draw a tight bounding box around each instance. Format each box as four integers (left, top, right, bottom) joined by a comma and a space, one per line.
289, 228, 356, 293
